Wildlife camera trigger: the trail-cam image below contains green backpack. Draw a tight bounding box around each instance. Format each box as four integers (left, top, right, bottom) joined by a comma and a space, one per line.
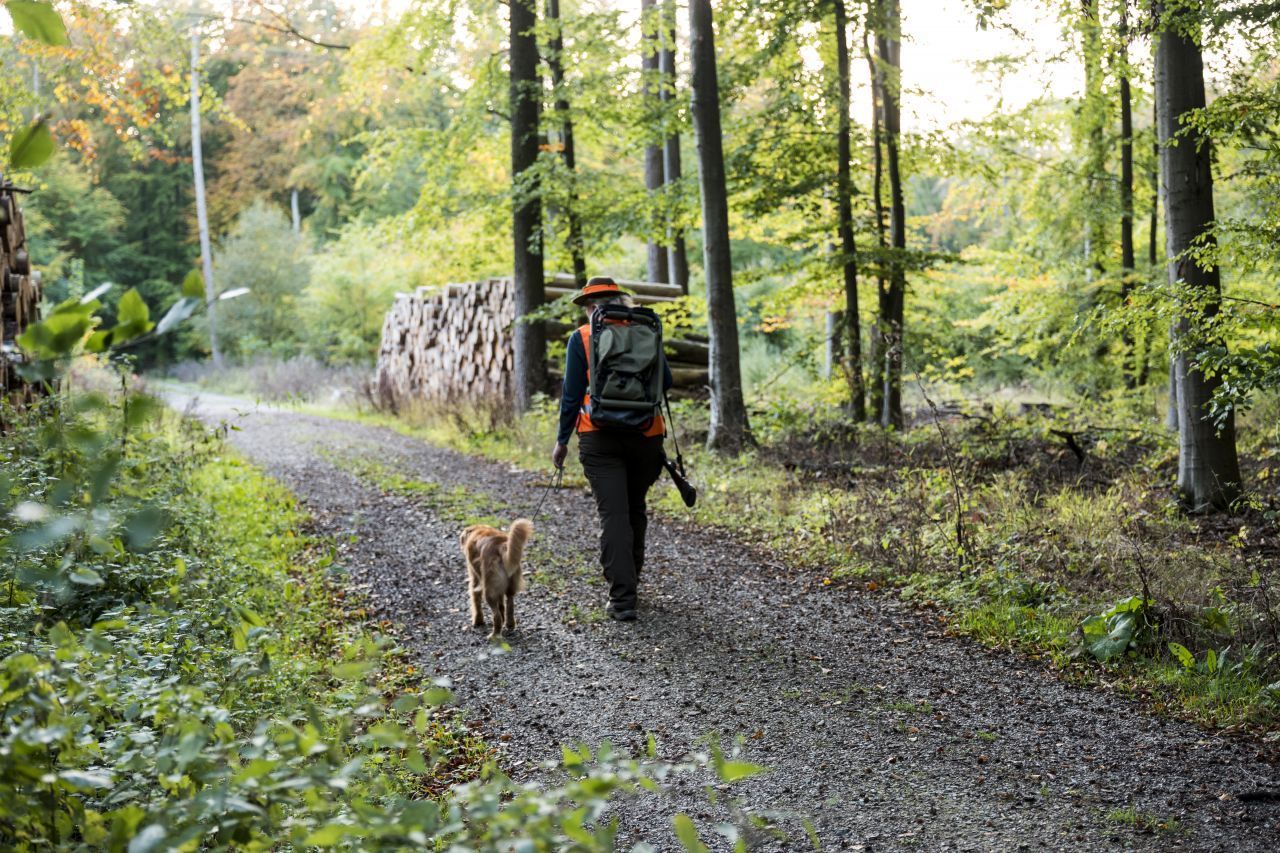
586, 304, 665, 431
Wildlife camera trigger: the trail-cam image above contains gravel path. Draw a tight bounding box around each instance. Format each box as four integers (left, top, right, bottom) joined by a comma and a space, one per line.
173, 391, 1278, 851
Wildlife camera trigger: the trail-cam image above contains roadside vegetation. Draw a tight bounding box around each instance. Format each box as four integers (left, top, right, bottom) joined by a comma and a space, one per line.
332, 390, 1280, 737
2, 357, 768, 850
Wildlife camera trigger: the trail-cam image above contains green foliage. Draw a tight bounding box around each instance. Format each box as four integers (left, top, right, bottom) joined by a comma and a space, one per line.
4, 1, 69, 46
211, 200, 311, 359
7, 119, 53, 169
1080, 596, 1152, 662
1, 357, 741, 849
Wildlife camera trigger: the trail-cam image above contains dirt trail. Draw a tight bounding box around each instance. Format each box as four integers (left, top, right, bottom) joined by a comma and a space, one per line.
173, 391, 1277, 851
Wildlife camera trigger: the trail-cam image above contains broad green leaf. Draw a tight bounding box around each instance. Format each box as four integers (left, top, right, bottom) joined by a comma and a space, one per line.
59, 770, 113, 789
6, 1, 69, 45
1111, 595, 1148, 614
672, 814, 708, 853
1205, 648, 1218, 674
1084, 612, 1136, 661
111, 287, 153, 342
1168, 642, 1195, 670
404, 750, 429, 774
303, 824, 356, 846
332, 660, 374, 680
154, 296, 198, 336
392, 692, 420, 713
125, 506, 168, 551
182, 268, 206, 298
127, 825, 167, 853
716, 759, 766, 783
118, 287, 149, 325
8, 119, 55, 169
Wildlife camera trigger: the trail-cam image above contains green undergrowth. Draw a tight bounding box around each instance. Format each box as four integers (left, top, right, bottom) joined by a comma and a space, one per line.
1, 388, 763, 851
324, 395, 1280, 736
321, 450, 511, 527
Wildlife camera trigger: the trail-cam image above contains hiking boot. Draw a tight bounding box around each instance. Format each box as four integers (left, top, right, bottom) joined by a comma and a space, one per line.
606, 603, 637, 622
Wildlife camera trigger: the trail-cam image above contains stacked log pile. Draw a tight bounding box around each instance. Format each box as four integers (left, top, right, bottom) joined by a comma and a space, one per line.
375, 274, 708, 411
0, 175, 43, 408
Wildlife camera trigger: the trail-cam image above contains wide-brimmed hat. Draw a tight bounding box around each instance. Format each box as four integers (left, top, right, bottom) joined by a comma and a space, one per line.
572, 276, 628, 306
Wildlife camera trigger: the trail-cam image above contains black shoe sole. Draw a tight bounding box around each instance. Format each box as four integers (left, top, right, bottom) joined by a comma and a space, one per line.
607, 609, 637, 622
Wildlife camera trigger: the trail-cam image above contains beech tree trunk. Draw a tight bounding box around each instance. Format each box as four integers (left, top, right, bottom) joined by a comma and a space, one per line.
546, 0, 586, 286
190, 27, 221, 369
863, 26, 886, 423
689, 0, 751, 452
875, 0, 905, 429
1078, 0, 1107, 277
1155, 15, 1241, 510
642, 0, 669, 283
1119, 4, 1136, 387
660, 0, 690, 293
510, 0, 545, 411
834, 0, 864, 420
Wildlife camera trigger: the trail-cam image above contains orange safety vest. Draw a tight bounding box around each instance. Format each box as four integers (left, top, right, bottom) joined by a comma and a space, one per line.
576, 322, 665, 437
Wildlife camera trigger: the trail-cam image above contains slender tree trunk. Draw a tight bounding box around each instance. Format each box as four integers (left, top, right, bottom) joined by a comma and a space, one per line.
642, 0, 669, 283
876, 0, 905, 429
1149, 98, 1159, 271
190, 27, 221, 369
689, 0, 751, 452
863, 25, 887, 423
511, 0, 545, 411
546, 0, 586, 286
660, 0, 690, 293
1119, 4, 1136, 387
1078, 0, 1107, 278
1152, 94, 1176, 417
834, 0, 864, 419
1156, 60, 1177, 429
1155, 14, 1241, 510
290, 188, 301, 233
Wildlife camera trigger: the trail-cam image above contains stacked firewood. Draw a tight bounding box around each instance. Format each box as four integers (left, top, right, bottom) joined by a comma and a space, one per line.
375, 274, 709, 411
0, 176, 43, 408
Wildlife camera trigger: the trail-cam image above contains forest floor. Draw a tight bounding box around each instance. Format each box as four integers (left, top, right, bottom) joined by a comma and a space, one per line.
168, 389, 1279, 852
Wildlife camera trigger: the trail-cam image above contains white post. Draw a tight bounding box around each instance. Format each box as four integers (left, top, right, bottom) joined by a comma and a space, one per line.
190, 25, 222, 368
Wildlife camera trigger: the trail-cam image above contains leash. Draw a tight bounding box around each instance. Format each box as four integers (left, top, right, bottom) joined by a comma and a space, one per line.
530, 465, 564, 520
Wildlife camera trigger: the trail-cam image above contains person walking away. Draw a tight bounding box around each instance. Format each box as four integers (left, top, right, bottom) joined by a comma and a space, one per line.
551, 276, 673, 621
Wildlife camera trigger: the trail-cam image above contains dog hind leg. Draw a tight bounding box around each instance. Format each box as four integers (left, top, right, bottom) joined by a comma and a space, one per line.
467, 565, 485, 629
504, 589, 516, 632
487, 591, 505, 640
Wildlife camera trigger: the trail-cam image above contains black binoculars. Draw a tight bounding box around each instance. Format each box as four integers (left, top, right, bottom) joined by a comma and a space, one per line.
662, 454, 697, 508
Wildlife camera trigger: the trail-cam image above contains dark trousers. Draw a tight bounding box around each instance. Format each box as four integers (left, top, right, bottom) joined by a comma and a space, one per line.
578, 430, 665, 610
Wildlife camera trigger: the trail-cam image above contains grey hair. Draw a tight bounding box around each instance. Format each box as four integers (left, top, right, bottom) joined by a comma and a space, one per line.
583, 293, 635, 309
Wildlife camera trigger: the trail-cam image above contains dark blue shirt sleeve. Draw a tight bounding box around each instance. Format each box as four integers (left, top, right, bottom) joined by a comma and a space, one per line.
557, 330, 587, 445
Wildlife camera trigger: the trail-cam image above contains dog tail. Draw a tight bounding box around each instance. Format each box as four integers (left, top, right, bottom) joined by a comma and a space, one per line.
503, 518, 533, 571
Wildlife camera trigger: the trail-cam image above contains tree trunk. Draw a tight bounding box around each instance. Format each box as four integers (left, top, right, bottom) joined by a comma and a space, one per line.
1078, 0, 1107, 278
875, 0, 905, 429
290, 188, 301, 234
1119, 4, 1136, 387
689, 0, 751, 452
863, 25, 886, 423
834, 0, 864, 420
190, 27, 221, 369
642, 0, 669, 284
1155, 14, 1241, 510
511, 0, 545, 411
546, 0, 586, 286
660, 0, 690, 293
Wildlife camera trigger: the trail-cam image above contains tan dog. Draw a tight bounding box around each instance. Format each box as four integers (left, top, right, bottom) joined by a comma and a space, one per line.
459, 519, 533, 640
